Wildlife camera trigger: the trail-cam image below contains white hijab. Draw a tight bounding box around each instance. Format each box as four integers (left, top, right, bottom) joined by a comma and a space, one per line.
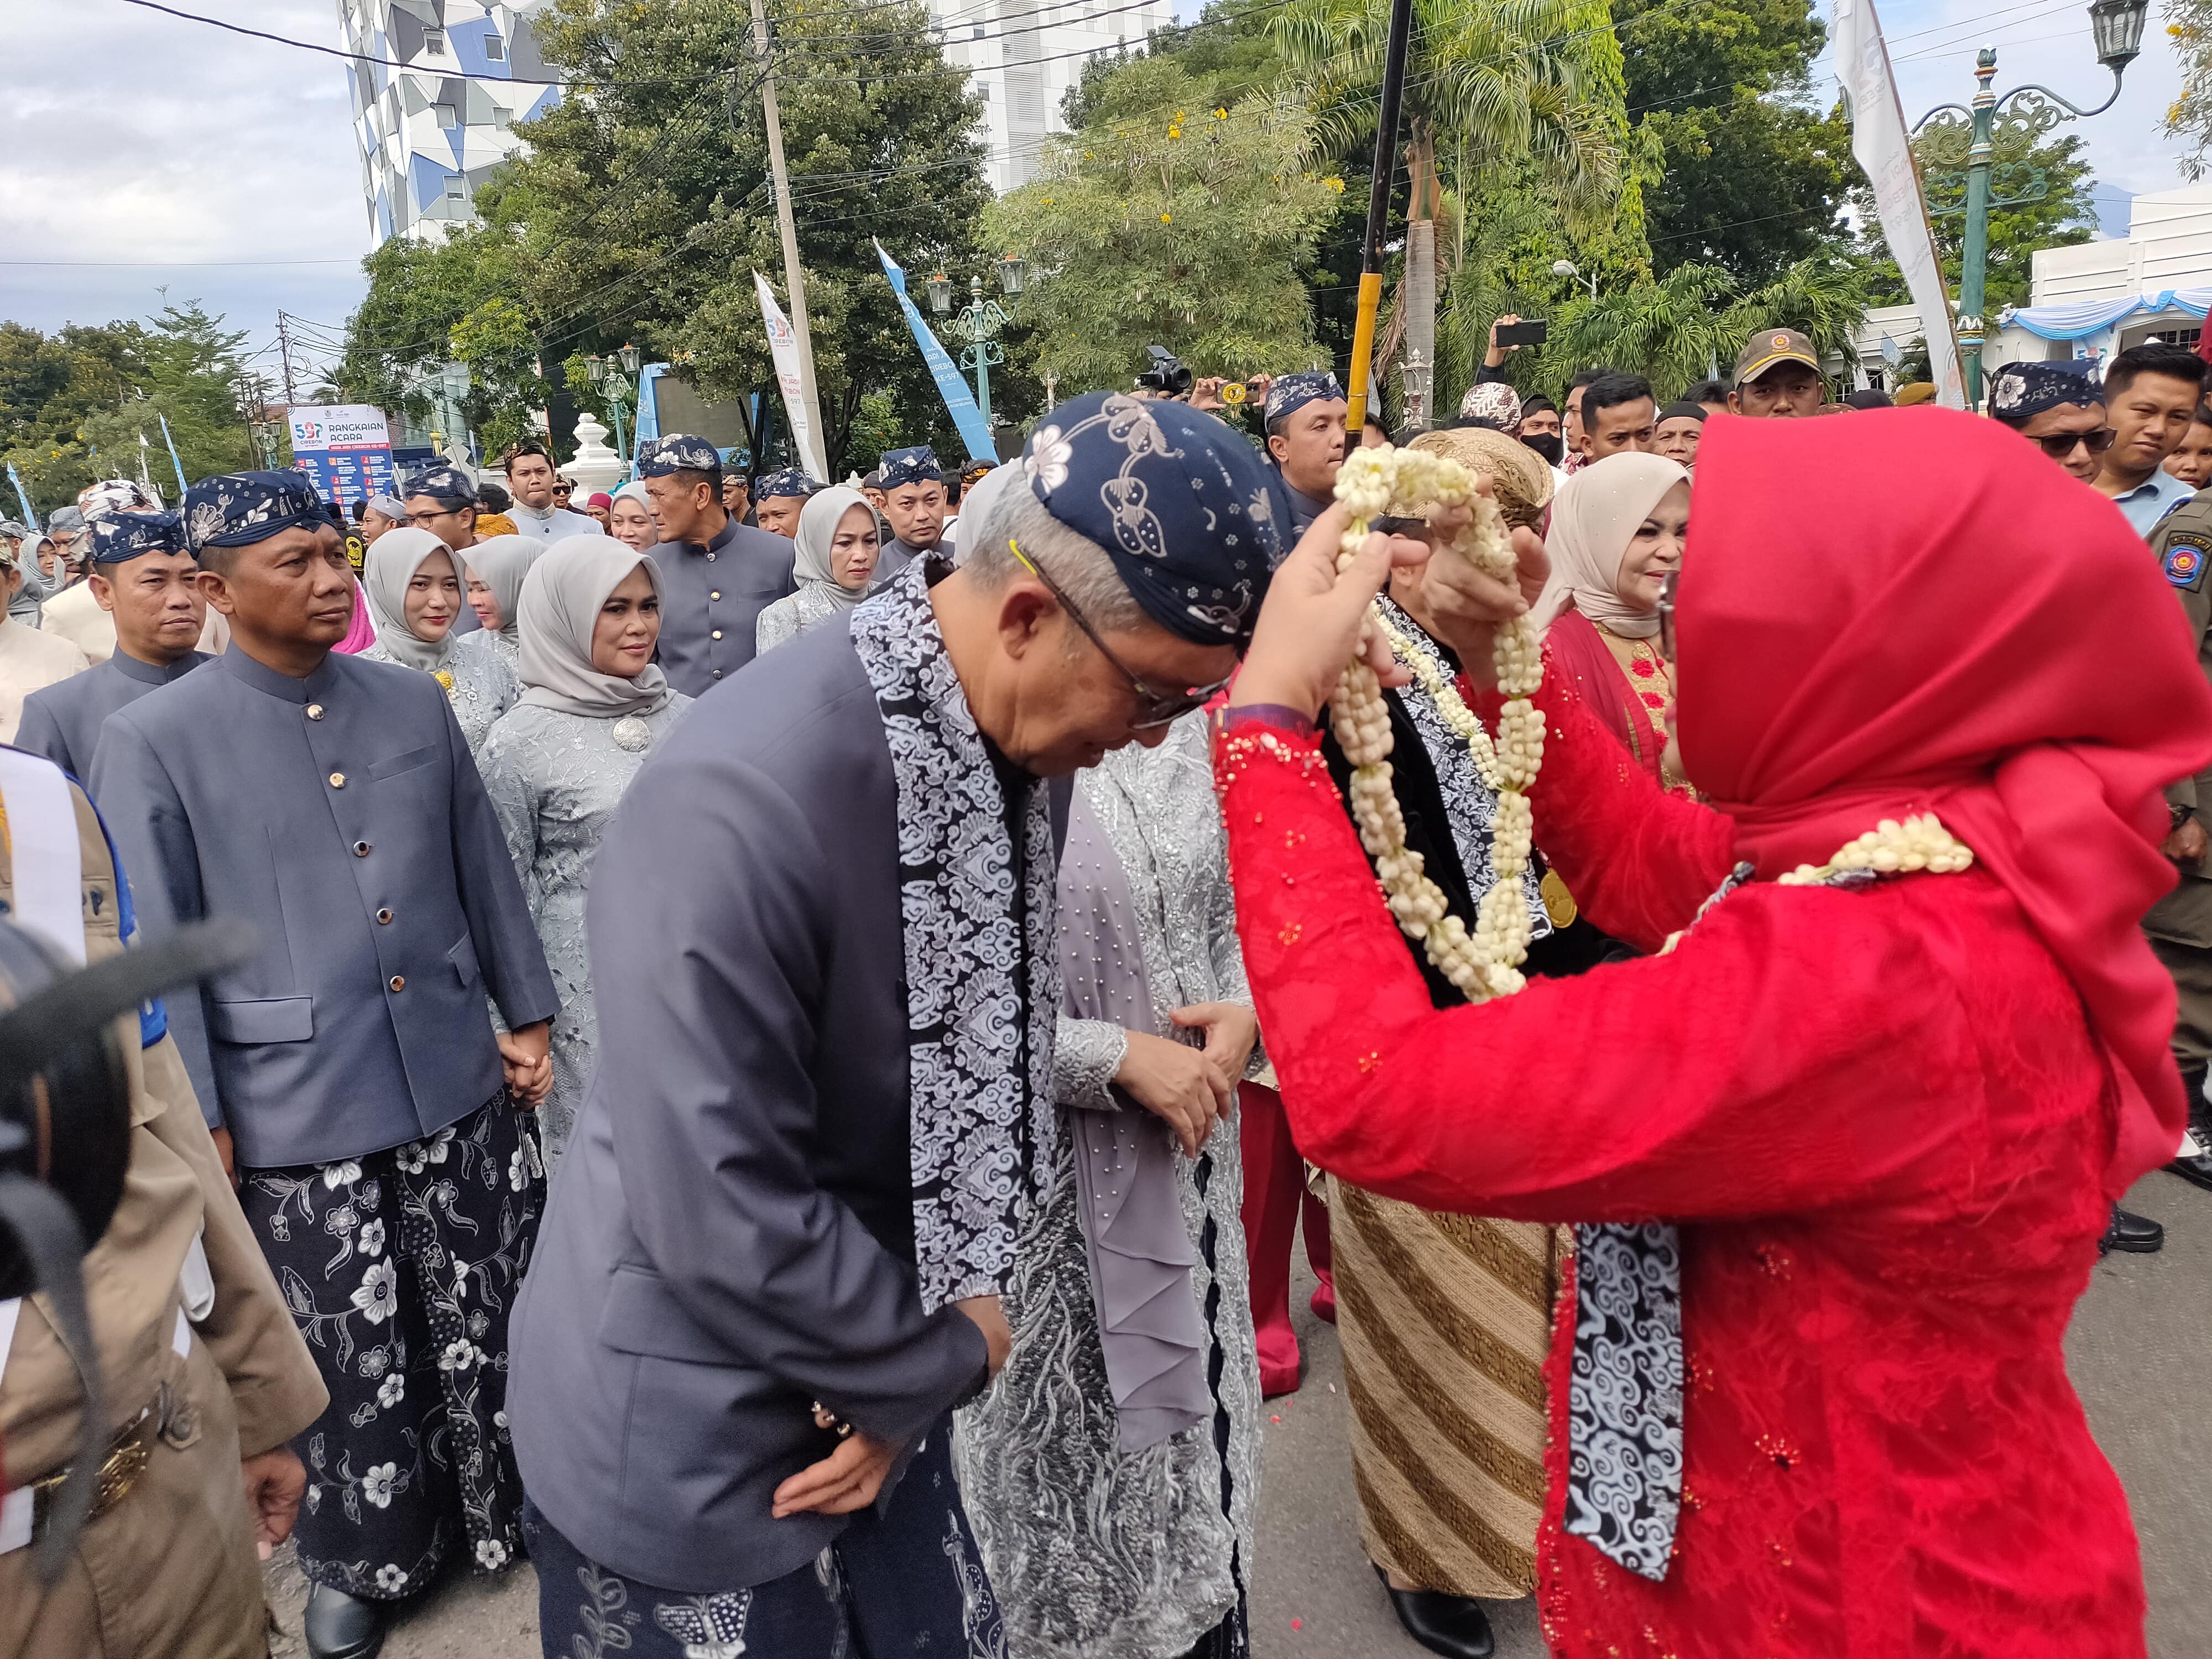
515, 535, 674, 718
463, 534, 545, 641
1535, 452, 1688, 640
792, 487, 878, 611
362, 527, 461, 671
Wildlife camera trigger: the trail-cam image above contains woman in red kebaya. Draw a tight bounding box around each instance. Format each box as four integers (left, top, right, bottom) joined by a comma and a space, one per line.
1212, 409, 2210, 1657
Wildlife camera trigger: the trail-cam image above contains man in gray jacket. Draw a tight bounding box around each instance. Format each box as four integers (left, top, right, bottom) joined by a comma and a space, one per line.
92, 469, 560, 1659
509, 393, 1282, 1659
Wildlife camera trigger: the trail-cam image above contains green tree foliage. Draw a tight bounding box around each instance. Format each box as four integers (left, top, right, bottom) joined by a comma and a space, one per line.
1536, 255, 1867, 398
1856, 118, 2096, 314
1, 302, 256, 516
2166, 0, 2212, 176
985, 59, 1344, 394
1616, 0, 1851, 281
1060, 0, 1284, 128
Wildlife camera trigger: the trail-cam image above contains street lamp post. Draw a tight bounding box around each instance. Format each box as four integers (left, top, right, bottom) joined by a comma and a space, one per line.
1911, 0, 2148, 407
1551, 259, 1598, 302
587, 344, 644, 465
1400, 347, 1433, 432
928, 255, 1026, 427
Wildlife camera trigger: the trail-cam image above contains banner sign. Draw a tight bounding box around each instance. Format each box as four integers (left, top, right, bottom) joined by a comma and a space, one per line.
874, 241, 997, 462
1834, 0, 1968, 409
753, 273, 829, 481
286, 404, 399, 505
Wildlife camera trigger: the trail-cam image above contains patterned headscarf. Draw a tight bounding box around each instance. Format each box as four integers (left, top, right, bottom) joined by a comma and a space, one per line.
879, 446, 942, 489
1458, 380, 1524, 431
1263, 371, 1344, 427
754, 466, 818, 499
90, 509, 185, 564
183, 471, 327, 554
1987, 361, 2100, 426
79, 478, 157, 523
634, 434, 722, 479
1021, 390, 1280, 644
403, 460, 477, 508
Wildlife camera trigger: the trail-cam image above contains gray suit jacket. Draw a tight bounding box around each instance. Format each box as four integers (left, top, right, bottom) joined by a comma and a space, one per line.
508, 616, 992, 1594
90, 646, 558, 1166
17, 649, 211, 783
647, 515, 796, 696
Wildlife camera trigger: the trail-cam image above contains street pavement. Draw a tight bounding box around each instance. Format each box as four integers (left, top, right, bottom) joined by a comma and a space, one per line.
265, 1169, 2211, 1658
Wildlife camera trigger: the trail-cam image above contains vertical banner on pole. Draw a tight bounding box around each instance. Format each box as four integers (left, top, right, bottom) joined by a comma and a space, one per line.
1834, 0, 1967, 409
753, 273, 830, 481
874, 241, 998, 461
6, 463, 38, 530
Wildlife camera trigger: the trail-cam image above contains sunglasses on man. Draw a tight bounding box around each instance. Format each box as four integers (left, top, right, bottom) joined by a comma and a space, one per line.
1005, 536, 1231, 729
2030, 426, 2117, 462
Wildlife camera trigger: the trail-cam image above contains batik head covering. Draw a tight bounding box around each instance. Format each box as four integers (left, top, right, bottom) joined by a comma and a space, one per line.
90, 509, 185, 565
1684, 407, 2212, 1195
1987, 361, 2100, 426
359, 526, 461, 671
790, 488, 878, 612
79, 478, 156, 523
878, 446, 941, 489
1458, 380, 1523, 430
46, 505, 86, 539
183, 470, 327, 554
958, 455, 997, 489
403, 460, 477, 508
514, 536, 673, 719
1021, 390, 1279, 644
462, 534, 545, 640
1264, 371, 1344, 427
754, 467, 818, 500
1535, 452, 1688, 639
634, 434, 721, 479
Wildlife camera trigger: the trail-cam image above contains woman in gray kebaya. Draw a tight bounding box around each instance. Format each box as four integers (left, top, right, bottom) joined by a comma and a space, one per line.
358, 525, 519, 757
457, 532, 545, 672
754, 485, 882, 653
479, 536, 691, 1165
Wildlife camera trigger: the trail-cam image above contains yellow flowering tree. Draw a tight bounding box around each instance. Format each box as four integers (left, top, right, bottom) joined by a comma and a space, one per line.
985, 59, 1344, 397
2168, 0, 2212, 176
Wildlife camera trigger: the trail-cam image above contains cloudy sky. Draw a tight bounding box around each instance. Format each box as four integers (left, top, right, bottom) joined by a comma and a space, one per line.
2, 0, 2202, 357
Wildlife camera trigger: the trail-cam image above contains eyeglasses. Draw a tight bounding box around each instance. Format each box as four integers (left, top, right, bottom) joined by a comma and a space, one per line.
1006, 536, 1230, 730
1659, 568, 1678, 663
2032, 426, 2117, 461
405, 506, 468, 526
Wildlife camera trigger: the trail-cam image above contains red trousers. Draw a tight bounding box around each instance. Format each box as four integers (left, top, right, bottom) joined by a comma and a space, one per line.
1236, 1079, 1333, 1397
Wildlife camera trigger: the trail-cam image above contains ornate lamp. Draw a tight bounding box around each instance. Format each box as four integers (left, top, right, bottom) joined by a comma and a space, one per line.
998, 254, 1027, 297
927, 272, 953, 315
2089, 0, 2149, 72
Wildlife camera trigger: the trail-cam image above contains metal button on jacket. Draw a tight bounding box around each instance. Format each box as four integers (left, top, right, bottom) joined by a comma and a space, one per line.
328, 771, 346, 789
709, 590, 721, 601
711, 629, 723, 641
353, 841, 371, 858
388, 975, 405, 992
376, 908, 393, 925
306, 703, 325, 721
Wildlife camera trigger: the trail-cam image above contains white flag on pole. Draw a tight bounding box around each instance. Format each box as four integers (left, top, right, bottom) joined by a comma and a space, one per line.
1834, 0, 1967, 409
754, 271, 827, 480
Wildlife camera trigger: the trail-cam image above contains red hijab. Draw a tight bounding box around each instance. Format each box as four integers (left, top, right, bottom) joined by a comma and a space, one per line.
1680, 408, 2212, 1195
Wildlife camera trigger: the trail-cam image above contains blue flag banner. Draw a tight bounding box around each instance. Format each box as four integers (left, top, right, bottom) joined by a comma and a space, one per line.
6, 462, 38, 529
875, 240, 997, 461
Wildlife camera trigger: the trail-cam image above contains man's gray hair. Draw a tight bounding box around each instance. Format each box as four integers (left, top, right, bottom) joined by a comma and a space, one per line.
962, 482, 1144, 634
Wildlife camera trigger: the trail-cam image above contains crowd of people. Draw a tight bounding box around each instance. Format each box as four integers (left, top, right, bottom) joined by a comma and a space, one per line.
1, 316, 2206, 1659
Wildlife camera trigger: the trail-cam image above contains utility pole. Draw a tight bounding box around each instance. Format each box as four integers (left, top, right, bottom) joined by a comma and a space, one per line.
746, 0, 826, 459
275, 311, 300, 405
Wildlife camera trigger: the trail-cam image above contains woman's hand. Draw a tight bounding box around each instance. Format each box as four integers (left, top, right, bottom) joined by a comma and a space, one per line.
1170, 1002, 1259, 1089
1114, 1030, 1232, 1157
1418, 520, 1551, 690
1230, 504, 1440, 720
497, 1021, 554, 1108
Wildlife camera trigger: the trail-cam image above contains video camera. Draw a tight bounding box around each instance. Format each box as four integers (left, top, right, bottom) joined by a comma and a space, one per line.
1135, 345, 1194, 398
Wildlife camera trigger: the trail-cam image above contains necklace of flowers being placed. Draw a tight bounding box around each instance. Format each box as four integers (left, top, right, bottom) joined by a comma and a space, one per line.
1660, 813, 1976, 955
1330, 445, 1545, 1004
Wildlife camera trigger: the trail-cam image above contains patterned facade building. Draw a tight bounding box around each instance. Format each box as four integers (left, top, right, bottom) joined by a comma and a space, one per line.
336, 1, 559, 244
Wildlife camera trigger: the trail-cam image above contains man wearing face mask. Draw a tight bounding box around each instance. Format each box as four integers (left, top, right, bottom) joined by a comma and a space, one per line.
1265, 372, 1349, 535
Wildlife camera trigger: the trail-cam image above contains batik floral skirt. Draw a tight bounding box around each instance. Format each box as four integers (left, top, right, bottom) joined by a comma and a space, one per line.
237, 1093, 543, 1600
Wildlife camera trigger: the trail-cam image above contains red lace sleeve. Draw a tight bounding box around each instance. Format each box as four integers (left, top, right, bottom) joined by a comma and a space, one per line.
1470, 651, 1736, 951
1215, 723, 1982, 1225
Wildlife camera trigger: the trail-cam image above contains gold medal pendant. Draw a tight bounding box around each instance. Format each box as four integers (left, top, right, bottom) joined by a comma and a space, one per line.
433, 669, 456, 696
1540, 868, 1578, 928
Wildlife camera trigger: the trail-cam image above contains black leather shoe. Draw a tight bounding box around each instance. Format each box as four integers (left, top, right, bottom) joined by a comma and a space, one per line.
304, 1583, 388, 1659
2099, 1204, 2165, 1255
1375, 1565, 1496, 1659
2168, 1144, 2212, 1192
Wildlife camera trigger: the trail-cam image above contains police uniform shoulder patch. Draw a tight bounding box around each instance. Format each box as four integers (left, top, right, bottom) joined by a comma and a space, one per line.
2163, 531, 2212, 591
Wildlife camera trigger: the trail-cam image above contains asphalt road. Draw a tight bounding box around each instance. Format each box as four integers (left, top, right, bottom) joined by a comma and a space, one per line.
265, 1169, 2211, 1659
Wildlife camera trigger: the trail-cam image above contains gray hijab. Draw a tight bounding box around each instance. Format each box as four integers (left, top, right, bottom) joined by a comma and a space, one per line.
362, 527, 461, 671
792, 487, 878, 611
515, 535, 674, 718
463, 533, 545, 641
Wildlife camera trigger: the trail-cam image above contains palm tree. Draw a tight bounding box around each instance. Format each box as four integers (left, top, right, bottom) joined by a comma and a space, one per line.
1273, 0, 1630, 414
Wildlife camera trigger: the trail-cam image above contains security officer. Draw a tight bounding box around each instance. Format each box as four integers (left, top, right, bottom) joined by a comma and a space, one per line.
637, 434, 796, 696
17, 510, 212, 786
2147, 494, 2212, 1194
0, 748, 328, 1659
91, 471, 559, 1659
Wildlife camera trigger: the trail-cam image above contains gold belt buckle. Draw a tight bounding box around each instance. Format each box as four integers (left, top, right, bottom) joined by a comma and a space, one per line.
29, 1412, 152, 1542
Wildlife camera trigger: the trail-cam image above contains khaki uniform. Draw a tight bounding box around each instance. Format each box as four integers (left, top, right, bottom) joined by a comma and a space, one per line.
2145, 496, 2212, 1075
0, 776, 328, 1659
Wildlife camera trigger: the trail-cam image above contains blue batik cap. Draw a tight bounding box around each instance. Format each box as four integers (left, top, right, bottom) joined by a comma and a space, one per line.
403, 460, 477, 505
183, 470, 328, 554
1022, 391, 1280, 646
879, 445, 942, 489
1262, 371, 1344, 426
1988, 361, 2100, 426
755, 466, 818, 499
634, 434, 723, 479
91, 508, 186, 565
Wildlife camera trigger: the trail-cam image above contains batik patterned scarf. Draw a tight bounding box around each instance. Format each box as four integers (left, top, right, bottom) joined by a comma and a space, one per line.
849, 557, 1059, 1312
